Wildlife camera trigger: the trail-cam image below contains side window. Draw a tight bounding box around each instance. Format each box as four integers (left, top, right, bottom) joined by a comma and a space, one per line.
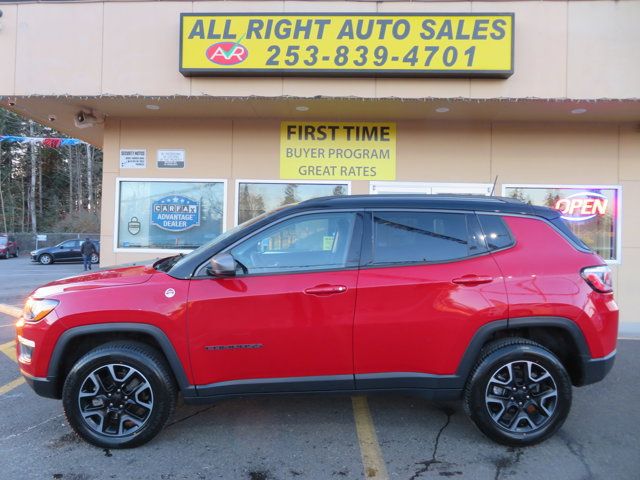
371, 211, 484, 265
230, 212, 357, 275
477, 215, 515, 251
61, 240, 77, 248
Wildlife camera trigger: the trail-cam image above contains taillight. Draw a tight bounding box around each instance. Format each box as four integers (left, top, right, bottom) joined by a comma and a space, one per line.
581, 265, 613, 293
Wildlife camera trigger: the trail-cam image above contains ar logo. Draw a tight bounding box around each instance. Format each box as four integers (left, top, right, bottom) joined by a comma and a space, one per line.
205, 42, 248, 65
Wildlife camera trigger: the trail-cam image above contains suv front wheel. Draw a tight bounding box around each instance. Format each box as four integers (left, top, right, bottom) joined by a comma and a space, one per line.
464, 338, 572, 446
62, 341, 177, 449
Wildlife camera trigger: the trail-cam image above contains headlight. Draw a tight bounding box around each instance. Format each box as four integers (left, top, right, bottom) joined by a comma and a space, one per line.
30, 251, 36, 256
23, 298, 59, 322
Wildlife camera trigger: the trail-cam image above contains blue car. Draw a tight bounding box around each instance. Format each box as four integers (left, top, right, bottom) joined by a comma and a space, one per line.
31, 239, 100, 265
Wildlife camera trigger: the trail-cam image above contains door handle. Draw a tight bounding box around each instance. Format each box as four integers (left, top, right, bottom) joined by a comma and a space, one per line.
452, 275, 494, 286
304, 284, 348, 296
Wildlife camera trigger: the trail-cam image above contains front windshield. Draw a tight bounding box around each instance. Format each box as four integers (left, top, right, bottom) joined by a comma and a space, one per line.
0, 238, 6, 245
161, 205, 293, 273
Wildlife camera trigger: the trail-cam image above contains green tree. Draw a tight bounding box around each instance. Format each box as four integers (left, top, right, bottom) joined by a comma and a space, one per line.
281, 184, 299, 206
0, 108, 103, 234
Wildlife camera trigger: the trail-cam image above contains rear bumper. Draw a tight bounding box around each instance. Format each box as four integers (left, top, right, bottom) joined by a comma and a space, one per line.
579, 350, 616, 386
21, 370, 60, 399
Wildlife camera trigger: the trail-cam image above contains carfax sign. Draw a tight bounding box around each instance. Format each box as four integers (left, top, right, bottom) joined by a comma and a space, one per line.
180, 13, 514, 77
280, 122, 396, 180
151, 195, 200, 232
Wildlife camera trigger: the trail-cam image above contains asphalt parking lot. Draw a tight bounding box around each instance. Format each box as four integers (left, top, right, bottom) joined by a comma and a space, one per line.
0, 256, 638, 480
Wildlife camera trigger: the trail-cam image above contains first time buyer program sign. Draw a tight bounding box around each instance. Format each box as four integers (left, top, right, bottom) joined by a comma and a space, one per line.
281, 122, 396, 180
180, 13, 514, 77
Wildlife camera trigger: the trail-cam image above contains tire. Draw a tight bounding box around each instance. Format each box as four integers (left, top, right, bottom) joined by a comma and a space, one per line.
39, 253, 53, 265
2, 251, 8, 259
463, 337, 572, 447
62, 341, 177, 449
90, 252, 100, 264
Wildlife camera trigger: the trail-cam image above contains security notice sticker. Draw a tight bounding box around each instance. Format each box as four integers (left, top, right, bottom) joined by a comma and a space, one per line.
180, 13, 514, 77
280, 122, 396, 180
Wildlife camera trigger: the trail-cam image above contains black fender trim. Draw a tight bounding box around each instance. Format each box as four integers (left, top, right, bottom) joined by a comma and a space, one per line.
47, 323, 194, 397
455, 316, 601, 387
453, 319, 509, 388
507, 316, 591, 357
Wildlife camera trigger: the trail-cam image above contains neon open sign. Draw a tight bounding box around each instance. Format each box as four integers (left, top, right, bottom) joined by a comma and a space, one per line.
554, 192, 608, 222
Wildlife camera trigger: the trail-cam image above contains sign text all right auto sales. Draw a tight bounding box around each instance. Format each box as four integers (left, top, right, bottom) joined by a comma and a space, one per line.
280, 122, 396, 180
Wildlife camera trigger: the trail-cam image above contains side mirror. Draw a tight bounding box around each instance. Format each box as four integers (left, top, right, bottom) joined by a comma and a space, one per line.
207, 252, 237, 277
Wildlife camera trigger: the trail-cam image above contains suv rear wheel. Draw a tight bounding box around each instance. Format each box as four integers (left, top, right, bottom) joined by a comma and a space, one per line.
62, 341, 177, 449
463, 338, 572, 446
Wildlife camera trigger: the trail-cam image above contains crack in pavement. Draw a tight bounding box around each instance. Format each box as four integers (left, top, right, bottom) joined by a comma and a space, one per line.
409, 406, 454, 480
166, 405, 216, 428
558, 431, 594, 480
494, 447, 523, 480
0, 413, 64, 442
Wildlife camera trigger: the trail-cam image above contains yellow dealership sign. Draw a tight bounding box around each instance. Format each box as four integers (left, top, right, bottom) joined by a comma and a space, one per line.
280, 122, 396, 180
180, 13, 514, 77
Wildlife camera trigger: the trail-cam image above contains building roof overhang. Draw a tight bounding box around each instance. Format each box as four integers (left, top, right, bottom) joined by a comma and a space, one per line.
2, 95, 639, 148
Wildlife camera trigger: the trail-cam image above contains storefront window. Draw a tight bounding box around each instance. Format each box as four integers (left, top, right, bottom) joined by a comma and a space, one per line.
117, 179, 225, 250
503, 185, 621, 262
237, 181, 349, 224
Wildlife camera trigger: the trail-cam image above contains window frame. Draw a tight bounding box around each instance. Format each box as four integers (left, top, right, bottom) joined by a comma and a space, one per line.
502, 183, 622, 264
476, 213, 517, 253
234, 179, 351, 226
369, 181, 493, 195
195, 209, 363, 278
360, 208, 492, 268
114, 177, 228, 255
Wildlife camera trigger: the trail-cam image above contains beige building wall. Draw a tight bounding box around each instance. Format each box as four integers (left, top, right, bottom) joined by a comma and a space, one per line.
1, 1, 640, 100
100, 118, 640, 327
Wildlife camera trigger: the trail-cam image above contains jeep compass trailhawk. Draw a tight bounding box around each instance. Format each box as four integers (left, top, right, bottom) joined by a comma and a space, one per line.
15, 195, 618, 448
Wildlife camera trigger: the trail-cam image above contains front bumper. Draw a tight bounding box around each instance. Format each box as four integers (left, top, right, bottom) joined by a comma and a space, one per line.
21, 370, 60, 399
579, 349, 616, 386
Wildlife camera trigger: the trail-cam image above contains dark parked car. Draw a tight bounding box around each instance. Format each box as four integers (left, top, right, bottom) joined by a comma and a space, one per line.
30, 239, 100, 265
0, 235, 19, 259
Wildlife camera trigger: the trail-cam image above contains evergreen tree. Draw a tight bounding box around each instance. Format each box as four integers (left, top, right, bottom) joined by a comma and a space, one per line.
0, 108, 102, 233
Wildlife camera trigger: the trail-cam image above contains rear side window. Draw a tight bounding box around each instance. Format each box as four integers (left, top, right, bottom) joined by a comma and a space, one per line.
371, 211, 486, 265
478, 215, 515, 251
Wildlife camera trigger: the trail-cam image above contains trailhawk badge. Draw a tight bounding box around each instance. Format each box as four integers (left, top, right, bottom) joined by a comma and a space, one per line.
205, 40, 248, 65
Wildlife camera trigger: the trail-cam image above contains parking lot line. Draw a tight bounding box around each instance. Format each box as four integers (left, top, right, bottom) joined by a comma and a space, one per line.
352, 396, 389, 480
0, 304, 22, 318
1, 340, 16, 363
0, 377, 25, 396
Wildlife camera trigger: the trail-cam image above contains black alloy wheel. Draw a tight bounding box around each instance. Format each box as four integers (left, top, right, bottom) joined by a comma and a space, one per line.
62, 342, 177, 448
464, 338, 572, 446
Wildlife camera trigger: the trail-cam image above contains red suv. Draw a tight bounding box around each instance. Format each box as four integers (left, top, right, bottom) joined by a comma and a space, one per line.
15, 195, 617, 448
